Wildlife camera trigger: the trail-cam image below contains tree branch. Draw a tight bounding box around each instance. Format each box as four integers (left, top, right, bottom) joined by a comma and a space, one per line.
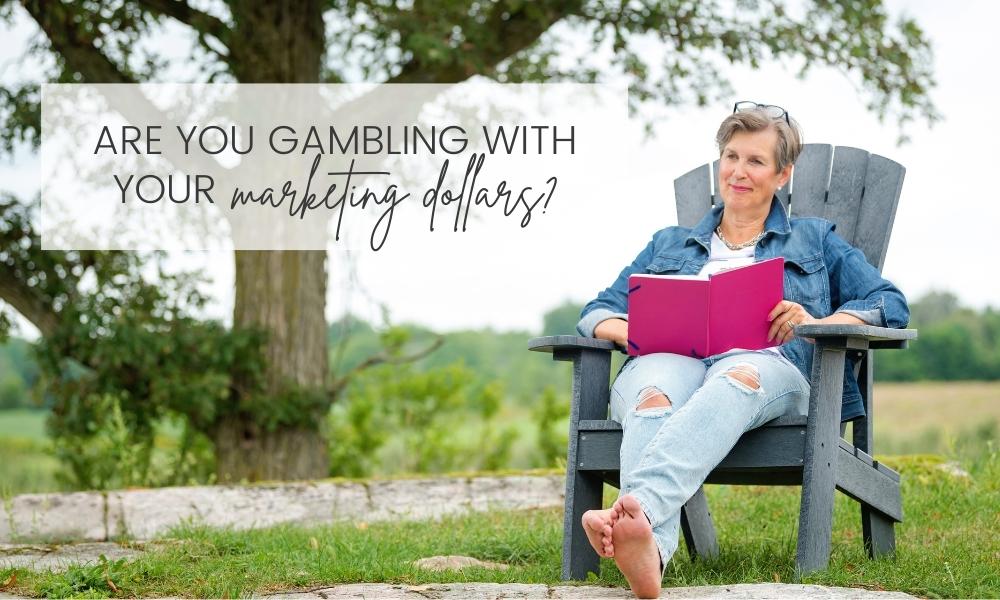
20, 0, 135, 83
132, 0, 231, 46
329, 336, 445, 398
388, 0, 582, 83
0, 263, 59, 337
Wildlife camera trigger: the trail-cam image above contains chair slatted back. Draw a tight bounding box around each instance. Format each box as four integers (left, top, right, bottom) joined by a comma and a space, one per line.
672, 144, 906, 270
673, 143, 906, 442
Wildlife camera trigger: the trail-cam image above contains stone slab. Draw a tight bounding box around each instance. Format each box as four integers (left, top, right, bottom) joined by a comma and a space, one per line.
412, 555, 510, 571
364, 478, 470, 522
468, 475, 565, 512
0, 542, 142, 572
106, 476, 562, 540
552, 583, 916, 598
0, 492, 107, 543
107, 481, 370, 539
263, 583, 551, 599
2, 475, 564, 543
261, 583, 917, 599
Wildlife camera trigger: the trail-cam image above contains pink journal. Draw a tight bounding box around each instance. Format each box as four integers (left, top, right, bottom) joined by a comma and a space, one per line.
626, 257, 785, 358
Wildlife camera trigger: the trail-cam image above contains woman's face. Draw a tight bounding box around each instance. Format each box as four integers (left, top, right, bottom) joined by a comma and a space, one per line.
718, 128, 792, 214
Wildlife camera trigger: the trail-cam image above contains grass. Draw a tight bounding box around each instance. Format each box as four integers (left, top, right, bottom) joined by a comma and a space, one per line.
0, 437, 64, 497
0, 409, 49, 442
2, 448, 998, 598
0, 409, 64, 498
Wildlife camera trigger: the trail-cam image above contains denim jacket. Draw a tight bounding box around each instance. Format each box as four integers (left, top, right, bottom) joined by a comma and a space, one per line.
577, 198, 909, 421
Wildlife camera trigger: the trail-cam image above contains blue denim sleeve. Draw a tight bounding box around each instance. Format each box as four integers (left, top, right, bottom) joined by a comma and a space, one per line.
576, 237, 657, 337
823, 224, 909, 328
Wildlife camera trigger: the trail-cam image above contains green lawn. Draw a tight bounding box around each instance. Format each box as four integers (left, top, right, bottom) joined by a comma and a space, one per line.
2, 450, 997, 598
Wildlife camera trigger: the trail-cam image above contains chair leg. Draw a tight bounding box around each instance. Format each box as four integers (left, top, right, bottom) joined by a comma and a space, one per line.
795, 345, 846, 578
795, 438, 838, 577
681, 486, 719, 560
562, 470, 604, 580
861, 505, 896, 558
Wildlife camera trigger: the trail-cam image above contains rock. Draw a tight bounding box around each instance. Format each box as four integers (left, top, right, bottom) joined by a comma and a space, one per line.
936, 462, 971, 480
412, 555, 510, 571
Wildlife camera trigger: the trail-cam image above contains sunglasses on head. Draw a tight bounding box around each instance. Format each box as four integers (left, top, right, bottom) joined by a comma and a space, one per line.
733, 101, 790, 124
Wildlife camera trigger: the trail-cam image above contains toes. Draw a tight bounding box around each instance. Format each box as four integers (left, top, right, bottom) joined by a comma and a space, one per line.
619, 494, 644, 518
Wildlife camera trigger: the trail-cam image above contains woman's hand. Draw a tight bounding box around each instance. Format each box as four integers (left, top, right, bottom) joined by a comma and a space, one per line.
767, 300, 817, 344
594, 318, 628, 350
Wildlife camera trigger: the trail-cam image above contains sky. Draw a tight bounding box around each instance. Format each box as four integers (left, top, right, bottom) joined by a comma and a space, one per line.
1, 0, 998, 337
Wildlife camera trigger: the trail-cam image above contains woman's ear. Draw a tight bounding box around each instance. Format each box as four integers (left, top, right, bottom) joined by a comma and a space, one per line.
778, 164, 793, 188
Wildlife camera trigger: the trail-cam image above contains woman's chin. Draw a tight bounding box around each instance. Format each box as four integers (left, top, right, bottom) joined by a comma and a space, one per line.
720, 195, 770, 212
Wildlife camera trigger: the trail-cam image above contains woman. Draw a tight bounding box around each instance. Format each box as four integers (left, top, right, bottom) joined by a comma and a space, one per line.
576, 103, 909, 599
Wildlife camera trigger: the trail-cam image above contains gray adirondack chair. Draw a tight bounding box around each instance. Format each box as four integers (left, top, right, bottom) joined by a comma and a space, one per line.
528, 144, 918, 580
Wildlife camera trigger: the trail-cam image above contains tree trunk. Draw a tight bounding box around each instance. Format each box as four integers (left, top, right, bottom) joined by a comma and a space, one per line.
219, 249, 330, 482
214, 415, 329, 482
215, 1, 330, 483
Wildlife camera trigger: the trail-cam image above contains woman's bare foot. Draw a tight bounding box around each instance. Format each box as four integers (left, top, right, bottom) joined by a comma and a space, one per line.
582, 508, 618, 557
611, 495, 662, 599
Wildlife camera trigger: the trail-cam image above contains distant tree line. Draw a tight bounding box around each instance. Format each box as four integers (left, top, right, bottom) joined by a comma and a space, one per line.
0, 338, 39, 409
876, 291, 1000, 381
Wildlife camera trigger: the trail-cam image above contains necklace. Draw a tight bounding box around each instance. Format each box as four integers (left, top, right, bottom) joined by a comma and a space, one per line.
715, 225, 766, 251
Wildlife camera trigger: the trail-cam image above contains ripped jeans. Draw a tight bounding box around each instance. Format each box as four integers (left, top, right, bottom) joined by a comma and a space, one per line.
610, 350, 810, 570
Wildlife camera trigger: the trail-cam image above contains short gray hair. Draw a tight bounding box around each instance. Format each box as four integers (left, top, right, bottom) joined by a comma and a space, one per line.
715, 110, 803, 173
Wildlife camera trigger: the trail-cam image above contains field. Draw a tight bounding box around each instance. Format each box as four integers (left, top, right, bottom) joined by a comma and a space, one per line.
868, 382, 1000, 454
0, 408, 49, 440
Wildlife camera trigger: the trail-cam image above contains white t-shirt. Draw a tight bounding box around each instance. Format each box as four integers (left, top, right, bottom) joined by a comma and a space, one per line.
699, 233, 782, 357
698, 233, 757, 277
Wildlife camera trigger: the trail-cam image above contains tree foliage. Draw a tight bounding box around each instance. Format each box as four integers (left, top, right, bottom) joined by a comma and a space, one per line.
878, 292, 1000, 381
1, 0, 939, 154
326, 327, 518, 476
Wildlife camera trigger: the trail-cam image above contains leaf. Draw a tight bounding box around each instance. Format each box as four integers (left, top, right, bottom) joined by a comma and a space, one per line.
1, 572, 16, 589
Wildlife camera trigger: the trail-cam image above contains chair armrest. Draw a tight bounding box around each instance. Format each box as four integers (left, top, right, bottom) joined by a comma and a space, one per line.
793, 324, 917, 350
528, 335, 617, 354
528, 335, 614, 421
